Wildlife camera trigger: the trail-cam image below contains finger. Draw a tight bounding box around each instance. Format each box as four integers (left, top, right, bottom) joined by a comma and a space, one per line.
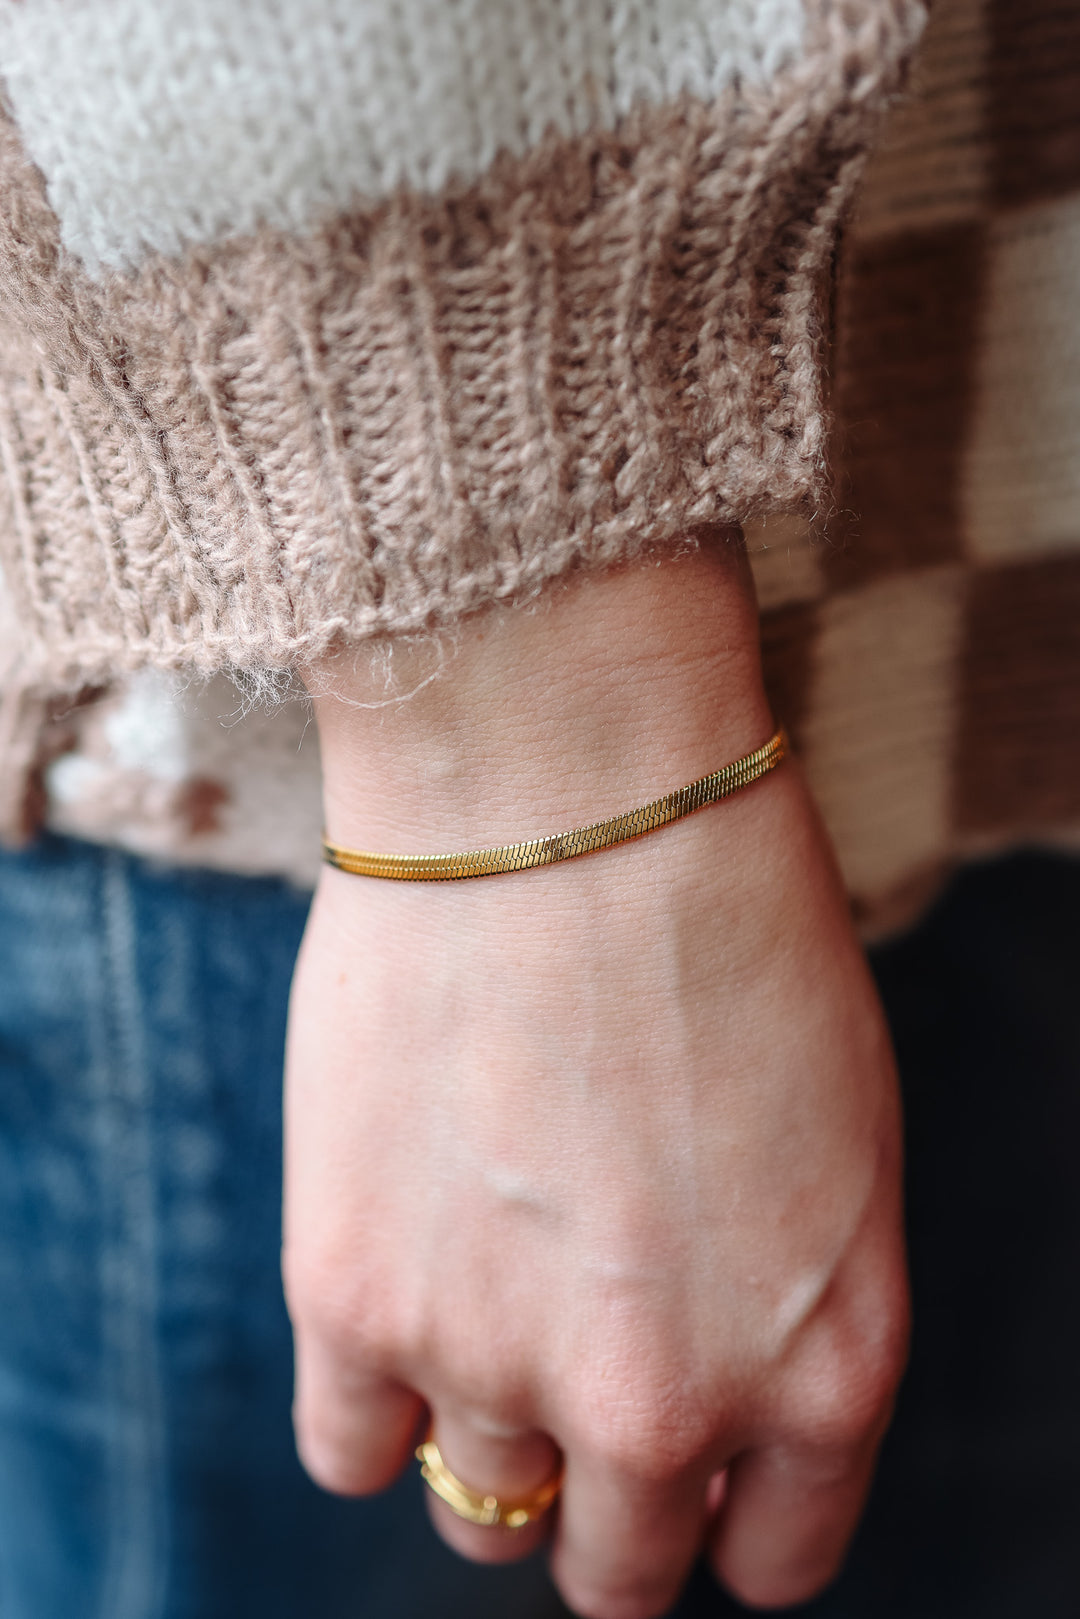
709, 1434, 881, 1609
710, 1119, 909, 1609
423, 1411, 562, 1564
711, 1234, 907, 1604
293, 1330, 425, 1495
550, 1453, 713, 1619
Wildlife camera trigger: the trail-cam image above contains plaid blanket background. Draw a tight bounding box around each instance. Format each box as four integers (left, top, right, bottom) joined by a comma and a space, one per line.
751, 0, 1080, 934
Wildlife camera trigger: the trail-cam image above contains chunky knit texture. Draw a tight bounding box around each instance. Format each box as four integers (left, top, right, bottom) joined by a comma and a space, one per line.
0, 0, 924, 707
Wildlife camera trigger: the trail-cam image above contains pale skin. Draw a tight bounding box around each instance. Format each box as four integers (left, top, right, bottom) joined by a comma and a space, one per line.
284, 533, 909, 1619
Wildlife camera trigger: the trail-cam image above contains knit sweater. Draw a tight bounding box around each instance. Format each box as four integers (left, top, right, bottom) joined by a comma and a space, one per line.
2, 0, 1078, 931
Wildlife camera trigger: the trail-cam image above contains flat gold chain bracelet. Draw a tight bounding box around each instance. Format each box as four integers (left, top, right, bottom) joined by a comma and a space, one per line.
322, 727, 787, 882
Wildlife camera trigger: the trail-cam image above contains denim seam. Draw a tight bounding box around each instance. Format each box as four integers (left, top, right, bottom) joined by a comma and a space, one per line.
92, 849, 170, 1619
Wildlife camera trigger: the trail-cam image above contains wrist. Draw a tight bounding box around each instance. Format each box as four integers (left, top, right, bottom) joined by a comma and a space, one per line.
306, 531, 772, 853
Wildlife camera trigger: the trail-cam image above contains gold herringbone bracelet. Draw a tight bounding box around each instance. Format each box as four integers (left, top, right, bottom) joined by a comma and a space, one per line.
322, 728, 787, 881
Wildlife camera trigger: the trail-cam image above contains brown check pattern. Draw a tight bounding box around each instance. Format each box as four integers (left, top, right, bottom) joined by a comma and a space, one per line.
750, 0, 1080, 934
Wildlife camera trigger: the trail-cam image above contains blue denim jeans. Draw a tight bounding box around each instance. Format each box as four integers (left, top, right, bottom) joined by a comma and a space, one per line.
2, 836, 1079, 1618
0, 835, 564, 1619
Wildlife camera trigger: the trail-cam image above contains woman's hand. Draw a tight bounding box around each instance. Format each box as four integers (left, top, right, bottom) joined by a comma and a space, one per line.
284, 537, 908, 1617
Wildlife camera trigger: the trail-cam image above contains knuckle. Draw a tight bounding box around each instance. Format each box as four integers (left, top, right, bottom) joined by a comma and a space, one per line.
281, 1237, 346, 1328
790, 1338, 903, 1453
296, 1275, 365, 1352
570, 1376, 711, 1483
795, 1383, 876, 1455
283, 1243, 405, 1367
783, 1280, 911, 1454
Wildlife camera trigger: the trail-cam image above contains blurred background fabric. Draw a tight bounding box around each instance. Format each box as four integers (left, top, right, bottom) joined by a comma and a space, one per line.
752, 0, 1080, 935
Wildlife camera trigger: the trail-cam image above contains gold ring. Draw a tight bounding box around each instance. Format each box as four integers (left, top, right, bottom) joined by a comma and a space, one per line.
416, 1436, 563, 1530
